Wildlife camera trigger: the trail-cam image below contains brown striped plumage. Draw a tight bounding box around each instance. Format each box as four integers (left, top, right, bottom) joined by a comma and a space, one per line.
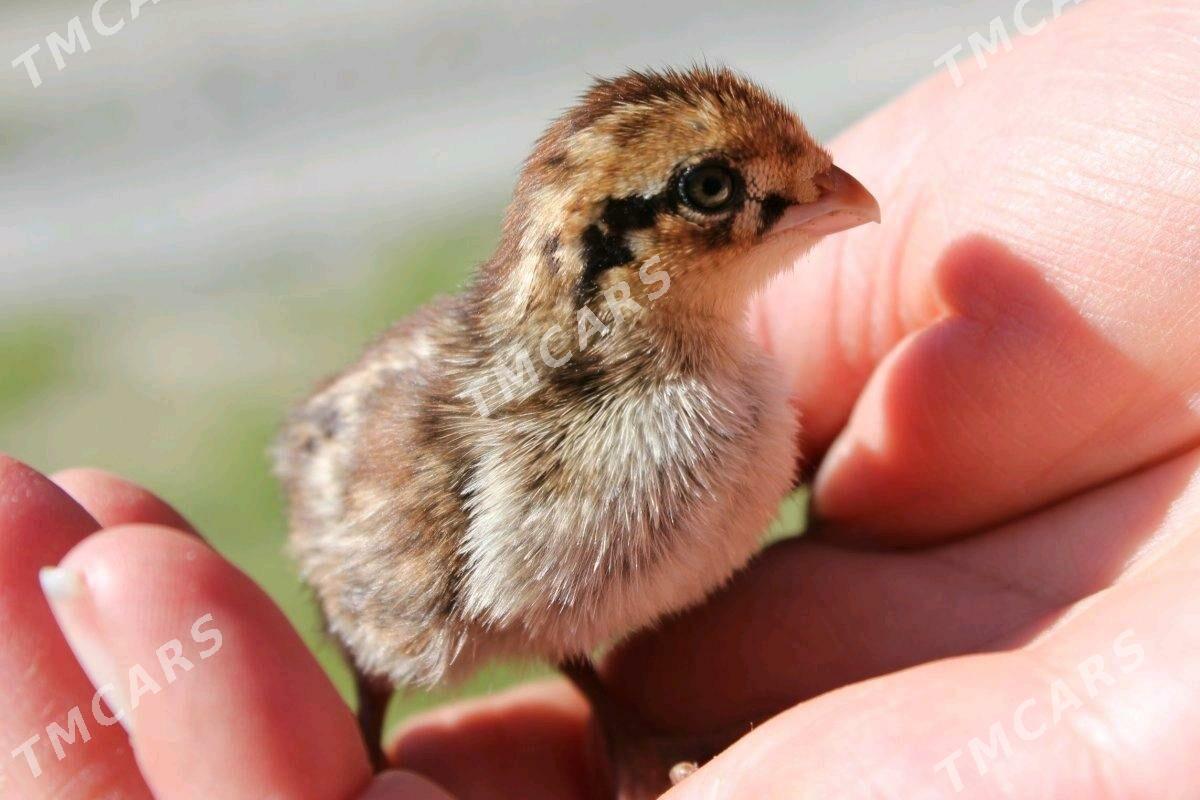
274, 66, 878, 792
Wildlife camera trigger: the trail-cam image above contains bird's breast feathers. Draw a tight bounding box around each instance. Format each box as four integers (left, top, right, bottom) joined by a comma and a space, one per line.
455, 349, 797, 655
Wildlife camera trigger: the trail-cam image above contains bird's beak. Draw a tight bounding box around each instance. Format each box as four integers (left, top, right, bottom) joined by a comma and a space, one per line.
767, 165, 881, 237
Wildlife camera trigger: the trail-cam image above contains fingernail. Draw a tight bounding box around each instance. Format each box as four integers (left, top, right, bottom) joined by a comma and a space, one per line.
39, 566, 133, 732
39, 565, 83, 601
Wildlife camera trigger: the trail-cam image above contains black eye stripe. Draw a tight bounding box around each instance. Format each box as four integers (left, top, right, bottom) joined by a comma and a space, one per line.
578, 223, 634, 306
576, 194, 664, 306
757, 193, 792, 233
572, 165, 788, 307
601, 194, 661, 231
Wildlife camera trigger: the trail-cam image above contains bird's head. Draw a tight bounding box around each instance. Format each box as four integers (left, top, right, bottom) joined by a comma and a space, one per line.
494, 66, 880, 320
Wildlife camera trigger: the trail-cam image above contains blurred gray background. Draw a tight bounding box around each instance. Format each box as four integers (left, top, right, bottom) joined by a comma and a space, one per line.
0, 0, 1066, 710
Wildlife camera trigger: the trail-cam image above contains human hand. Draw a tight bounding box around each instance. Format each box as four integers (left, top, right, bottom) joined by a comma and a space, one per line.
387, 0, 1200, 797
4, 1, 1199, 798
0, 459, 453, 799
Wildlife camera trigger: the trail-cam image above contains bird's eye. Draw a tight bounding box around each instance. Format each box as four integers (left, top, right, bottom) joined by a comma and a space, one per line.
679, 163, 738, 213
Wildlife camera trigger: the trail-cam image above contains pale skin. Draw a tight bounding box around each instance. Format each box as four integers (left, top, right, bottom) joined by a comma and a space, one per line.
3, 0, 1200, 797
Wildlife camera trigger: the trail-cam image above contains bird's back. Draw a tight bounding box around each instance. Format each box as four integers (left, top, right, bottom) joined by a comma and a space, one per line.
274, 297, 475, 685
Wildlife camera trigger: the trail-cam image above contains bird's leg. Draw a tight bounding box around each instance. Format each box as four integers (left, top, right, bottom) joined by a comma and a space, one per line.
559, 657, 724, 800
352, 664, 394, 772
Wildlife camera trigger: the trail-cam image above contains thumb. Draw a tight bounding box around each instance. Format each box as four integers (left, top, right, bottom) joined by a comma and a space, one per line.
665, 575, 1200, 799
755, 0, 1200, 543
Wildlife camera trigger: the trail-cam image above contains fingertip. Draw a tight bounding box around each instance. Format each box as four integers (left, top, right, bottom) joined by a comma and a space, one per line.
0, 454, 99, 576
0, 454, 95, 526
0, 451, 26, 473
390, 681, 590, 800
52, 524, 373, 800
358, 770, 457, 800
0, 457, 154, 797
52, 467, 198, 535
55, 524, 218, 622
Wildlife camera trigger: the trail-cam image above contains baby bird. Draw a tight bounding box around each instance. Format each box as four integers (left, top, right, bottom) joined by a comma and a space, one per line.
275, 66, 878, 797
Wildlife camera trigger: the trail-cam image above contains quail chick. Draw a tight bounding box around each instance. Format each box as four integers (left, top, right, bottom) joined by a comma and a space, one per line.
275, 66, 879, 798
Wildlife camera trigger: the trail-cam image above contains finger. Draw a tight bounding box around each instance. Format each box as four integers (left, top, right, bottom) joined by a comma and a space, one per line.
358, 771, 456, 800
51, 468, 197, 534
388, 681, 591, 800
666, 574, 1199, 799
41, 524, 372, 800
0, 455, 152, 800
754, 0, 1200, 541
606, 445, 1200, 736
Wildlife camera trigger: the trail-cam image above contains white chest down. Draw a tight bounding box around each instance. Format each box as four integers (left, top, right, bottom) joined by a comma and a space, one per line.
457, 358, 798, 660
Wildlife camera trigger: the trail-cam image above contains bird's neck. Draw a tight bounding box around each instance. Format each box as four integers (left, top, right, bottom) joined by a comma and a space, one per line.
464, 281, 754, 402
456, 221, 765, 415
